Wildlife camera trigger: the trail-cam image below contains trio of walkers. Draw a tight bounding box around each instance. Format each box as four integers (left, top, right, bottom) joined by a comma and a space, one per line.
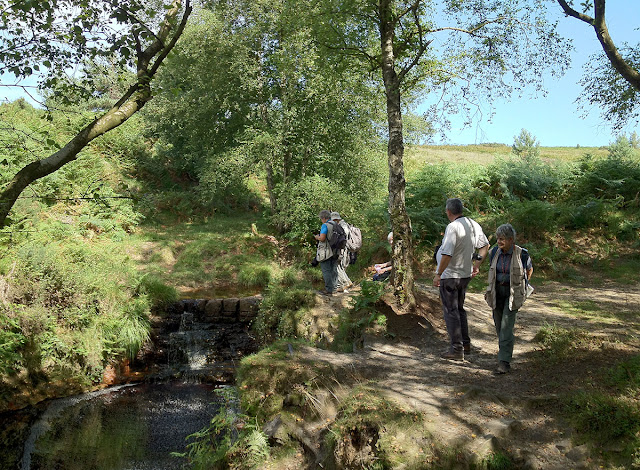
316, 197, 534, 375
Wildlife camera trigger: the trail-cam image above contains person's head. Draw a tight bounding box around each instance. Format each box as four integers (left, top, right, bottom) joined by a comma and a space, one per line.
319, 210, 331, 223
445, 198, 464, 219
495, 223, 516, 252
387, 232, 393, 244
330, 211, 341, 221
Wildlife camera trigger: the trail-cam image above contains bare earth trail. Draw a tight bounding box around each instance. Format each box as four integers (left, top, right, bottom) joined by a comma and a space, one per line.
298, 282, 640, 469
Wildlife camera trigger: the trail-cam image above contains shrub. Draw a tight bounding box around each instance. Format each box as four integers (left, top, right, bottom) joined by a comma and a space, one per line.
484, 156, 568, 201
252, 283, 316, 343
406, 162, 485, 243
271, 175, 356, 246
135, 274, 179, 309
331, 280, 387, 352
511, 128, 540, 159
485, 200, 562, 242
238, 264, 272, 288
0, 314, 25, 375
534, 323, 590, 361
566, 391, 640, 444
608, 355, 640, 392
0, 234, 154, 385
559, 199, 609, 230
182, 388, 269, 470
570, 151, 640, 205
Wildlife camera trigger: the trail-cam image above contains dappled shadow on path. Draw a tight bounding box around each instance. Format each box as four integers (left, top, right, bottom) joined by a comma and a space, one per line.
296, 282, 640, 469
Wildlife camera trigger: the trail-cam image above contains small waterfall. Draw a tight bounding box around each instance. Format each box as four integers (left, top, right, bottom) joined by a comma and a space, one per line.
164, 297, 260, 383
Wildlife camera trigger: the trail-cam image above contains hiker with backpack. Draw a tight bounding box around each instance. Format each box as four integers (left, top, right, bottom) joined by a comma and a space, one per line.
314, 210, 340, 296
484, 223, 534, 375
331, 212, 353, 293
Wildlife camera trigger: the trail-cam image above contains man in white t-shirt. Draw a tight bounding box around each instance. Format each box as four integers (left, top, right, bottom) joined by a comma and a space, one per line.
433, 198, 489, 361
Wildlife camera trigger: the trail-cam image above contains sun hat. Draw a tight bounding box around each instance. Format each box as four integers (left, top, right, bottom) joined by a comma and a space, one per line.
330, 211, 341, 220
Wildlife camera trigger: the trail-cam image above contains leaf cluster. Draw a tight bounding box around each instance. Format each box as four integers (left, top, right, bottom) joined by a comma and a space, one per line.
0, 0, 180, 98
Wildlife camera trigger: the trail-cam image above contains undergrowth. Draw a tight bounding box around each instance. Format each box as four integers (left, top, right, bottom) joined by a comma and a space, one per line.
179, 388, 270, 470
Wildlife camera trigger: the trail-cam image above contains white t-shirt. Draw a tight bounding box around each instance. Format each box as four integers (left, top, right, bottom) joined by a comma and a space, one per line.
438, 217, 488, 279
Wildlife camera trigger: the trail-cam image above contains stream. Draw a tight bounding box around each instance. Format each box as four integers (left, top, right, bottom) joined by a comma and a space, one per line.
9, 382, 223, 470
1, 296, 260, 470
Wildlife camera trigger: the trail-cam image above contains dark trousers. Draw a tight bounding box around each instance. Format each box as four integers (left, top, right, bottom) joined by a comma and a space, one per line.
320, 257, 338, 293
439, 277, 472, 352
493, 284, 518, 363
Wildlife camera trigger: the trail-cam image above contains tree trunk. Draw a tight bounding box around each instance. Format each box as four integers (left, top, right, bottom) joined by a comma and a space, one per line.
256, 47, 278, 216
264, 158, 277, 215
0, 0, 191, 227
379, 0, 416, 309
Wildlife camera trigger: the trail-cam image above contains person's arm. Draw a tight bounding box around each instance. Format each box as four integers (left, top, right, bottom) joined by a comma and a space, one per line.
527, 267, 534, 280
433, 254, 452, 287
374, 261, 393, 274
315, 223, 328, 242
380, 261, 392, 273
472, 244, 489, 277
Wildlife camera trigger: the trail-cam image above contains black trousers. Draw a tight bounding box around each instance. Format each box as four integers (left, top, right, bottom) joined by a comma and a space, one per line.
439, 277, 472, 352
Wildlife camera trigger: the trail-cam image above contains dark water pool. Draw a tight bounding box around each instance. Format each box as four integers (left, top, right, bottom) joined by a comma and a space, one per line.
3, 383, 222, 470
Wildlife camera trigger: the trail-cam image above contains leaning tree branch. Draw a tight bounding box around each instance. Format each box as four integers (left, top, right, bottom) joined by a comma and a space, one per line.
0, 0, 192, 227
557, 0, 640, 91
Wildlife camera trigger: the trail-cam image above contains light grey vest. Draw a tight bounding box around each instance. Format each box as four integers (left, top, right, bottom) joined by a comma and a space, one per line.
316, 222, 334, 262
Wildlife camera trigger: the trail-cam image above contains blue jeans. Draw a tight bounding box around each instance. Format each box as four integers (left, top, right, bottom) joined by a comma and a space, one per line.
493, 284, 518, 363
320, 257, 338, 293
439, 277, 472, 352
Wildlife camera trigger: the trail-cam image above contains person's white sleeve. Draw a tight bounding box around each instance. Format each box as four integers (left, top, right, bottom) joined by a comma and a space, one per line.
440, 225, 456, 256
474, 221, 489, 248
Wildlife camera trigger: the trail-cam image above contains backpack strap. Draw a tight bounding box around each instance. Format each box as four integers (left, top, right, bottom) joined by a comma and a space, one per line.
489, 246, 529, 267
489, 246, 499, 264
520, 248, 530, 281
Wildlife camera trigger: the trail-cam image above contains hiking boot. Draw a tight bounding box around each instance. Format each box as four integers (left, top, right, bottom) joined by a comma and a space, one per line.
494, 361, 510, 375
464, 343, 482, 354
440, 349, 464, 361
318, 290, 333, 296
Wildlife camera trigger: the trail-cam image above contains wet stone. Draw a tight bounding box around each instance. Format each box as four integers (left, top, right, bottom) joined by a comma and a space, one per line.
222, 298, 239, 319
180, 312, 194, 331
203, 299, 223, 321
167, 301, 185, 315
178, 299, 196, 314
196, 299, 207, 313
238, 296, 261, 313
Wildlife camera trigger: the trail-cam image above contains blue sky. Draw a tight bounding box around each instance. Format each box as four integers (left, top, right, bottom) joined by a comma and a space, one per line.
426, 2, 638, 147
3, 2, 635, 148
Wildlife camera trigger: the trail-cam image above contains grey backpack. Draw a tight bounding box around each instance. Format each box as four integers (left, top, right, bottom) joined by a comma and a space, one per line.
346, 224, 362, 252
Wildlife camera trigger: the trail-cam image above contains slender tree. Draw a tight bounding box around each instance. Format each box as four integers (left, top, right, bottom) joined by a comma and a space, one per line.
0, 0, 192, 227
317, 0, 569, 308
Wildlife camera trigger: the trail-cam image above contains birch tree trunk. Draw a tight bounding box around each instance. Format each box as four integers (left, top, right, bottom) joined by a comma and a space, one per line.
379, 0, 416, 309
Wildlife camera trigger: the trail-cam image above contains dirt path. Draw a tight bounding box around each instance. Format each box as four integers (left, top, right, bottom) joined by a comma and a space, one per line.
298, 282, 640, 469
